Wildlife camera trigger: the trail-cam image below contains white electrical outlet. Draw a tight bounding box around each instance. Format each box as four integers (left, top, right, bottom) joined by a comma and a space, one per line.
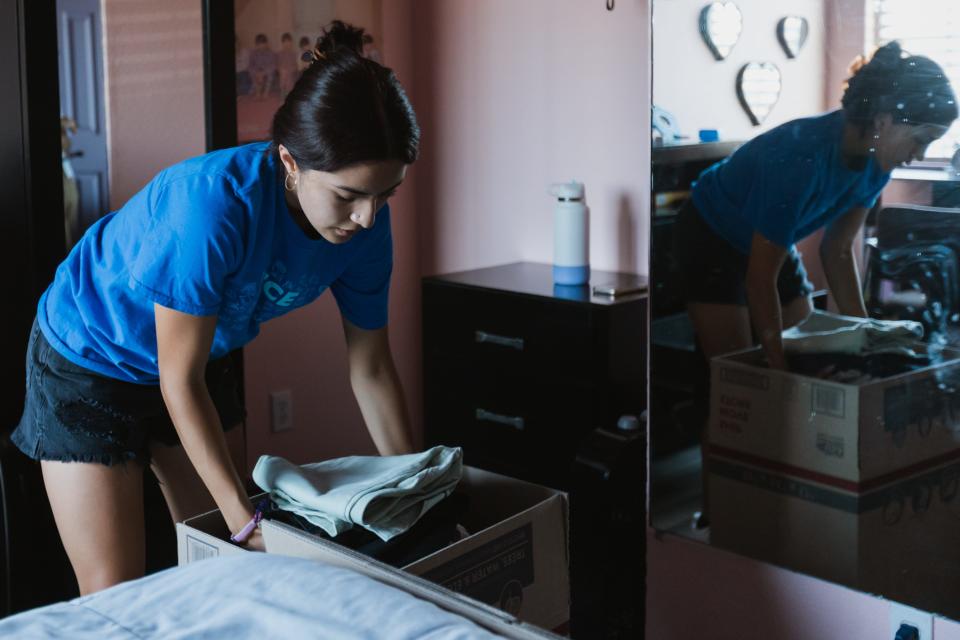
270, 390, 293, 432
889, 601, 932, 640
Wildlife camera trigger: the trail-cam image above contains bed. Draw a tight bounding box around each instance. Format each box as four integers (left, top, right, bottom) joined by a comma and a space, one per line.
0, 553, 538, 639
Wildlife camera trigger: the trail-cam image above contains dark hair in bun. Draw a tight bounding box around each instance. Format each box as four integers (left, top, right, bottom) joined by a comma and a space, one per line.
842, 41, 957, 129
271, 20, 420, 171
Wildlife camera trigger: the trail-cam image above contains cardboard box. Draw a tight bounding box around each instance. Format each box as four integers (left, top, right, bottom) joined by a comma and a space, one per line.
709, 311, 960, 485
176, 466, 569, 638
708, 453, 960, 618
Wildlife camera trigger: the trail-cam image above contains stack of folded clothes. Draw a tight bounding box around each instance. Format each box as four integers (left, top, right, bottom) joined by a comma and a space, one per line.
266, 492, 470, 568
253, 445, 469, 566
786, 351, 933, 383
782, 315, 936, 382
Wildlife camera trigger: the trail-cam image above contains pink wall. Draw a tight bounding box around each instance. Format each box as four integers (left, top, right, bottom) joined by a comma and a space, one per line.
647, 531, 960, 639
102, 1, 206, 209
410, 0, 649, 277
824, 0, 867, 112
648, 531, 960, 639
653, 0, 827, 142
647, 532, 888, 639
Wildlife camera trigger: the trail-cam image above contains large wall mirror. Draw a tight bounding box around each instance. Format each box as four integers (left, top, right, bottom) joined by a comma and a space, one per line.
651, 0, 960, 620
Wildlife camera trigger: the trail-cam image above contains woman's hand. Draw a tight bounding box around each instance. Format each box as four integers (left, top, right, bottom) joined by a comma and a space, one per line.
226, 504, 266, 551
244, 528, 266, 552
223, 498, 257, 537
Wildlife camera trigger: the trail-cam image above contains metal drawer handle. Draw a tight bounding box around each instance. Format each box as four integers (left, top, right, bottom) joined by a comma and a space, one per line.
474, 330, 524, 351
476, 408, 525, 431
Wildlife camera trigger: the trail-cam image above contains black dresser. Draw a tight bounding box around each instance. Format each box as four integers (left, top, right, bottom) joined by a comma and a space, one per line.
422, 262, 648, 638
422, 262, 647, 489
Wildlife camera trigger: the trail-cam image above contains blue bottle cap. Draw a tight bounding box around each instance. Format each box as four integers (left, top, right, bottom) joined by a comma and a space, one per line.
699, 129, 720, 143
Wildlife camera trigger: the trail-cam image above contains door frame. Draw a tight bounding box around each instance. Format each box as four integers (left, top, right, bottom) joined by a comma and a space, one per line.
2, 0, 71, 617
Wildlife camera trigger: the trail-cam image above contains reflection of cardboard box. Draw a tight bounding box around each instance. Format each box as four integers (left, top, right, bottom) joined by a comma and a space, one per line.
176, 467, 569, 637
709, 312, 960, 483
709, 459, 960, 617
708, 311, 960, 616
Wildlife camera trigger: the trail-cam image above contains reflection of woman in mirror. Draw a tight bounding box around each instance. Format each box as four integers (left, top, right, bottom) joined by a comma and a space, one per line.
12, 20, 419, 594
675, 42, 956, 526
678, 41, 956, 369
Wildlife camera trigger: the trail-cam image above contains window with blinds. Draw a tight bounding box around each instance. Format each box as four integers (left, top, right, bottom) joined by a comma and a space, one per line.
869, 0, 960, 161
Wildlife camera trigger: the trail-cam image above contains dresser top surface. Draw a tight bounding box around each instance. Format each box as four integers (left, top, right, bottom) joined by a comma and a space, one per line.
423, 262, 648, 306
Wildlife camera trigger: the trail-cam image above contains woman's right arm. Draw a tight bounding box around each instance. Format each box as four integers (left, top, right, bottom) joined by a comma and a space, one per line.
745, 231, 790, 370
154, 303, 259, 544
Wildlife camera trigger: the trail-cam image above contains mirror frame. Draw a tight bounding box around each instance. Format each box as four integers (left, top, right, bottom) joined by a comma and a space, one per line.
201, 0, 239, 152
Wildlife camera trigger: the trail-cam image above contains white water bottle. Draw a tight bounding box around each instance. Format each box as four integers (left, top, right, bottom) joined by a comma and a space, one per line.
550, 181, 590, 285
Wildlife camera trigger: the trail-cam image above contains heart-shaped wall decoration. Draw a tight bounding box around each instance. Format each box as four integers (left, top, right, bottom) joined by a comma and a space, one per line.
699, 1, 743, 61
736, 62, 782, 126
777, 16, 809, 59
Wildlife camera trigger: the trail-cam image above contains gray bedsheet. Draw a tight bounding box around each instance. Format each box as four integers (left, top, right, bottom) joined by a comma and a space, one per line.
0, 554, 503, 639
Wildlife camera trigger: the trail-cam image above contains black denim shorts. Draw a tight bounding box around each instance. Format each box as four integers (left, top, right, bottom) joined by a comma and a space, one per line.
673, 199, 814, 306
11, 319, 245, 467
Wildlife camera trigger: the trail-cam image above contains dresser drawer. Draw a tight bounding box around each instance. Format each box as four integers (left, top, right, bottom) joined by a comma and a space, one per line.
424, 370, 598, 484
423, 284, 596, 377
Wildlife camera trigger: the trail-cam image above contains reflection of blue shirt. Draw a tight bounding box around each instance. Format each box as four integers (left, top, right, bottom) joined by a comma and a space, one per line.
692, 110, 891, 253
38, 142, 393, 384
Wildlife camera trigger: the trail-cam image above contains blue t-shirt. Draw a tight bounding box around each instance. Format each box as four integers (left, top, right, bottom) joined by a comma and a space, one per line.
38, 142, 393, 384
692, 110, 891, 254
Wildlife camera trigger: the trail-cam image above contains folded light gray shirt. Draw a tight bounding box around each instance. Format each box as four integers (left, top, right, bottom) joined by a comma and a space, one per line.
253, 446, 463, 541
782, 315, 924, 356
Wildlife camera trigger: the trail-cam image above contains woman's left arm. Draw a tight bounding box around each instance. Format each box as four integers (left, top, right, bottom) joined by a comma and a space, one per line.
820, 206, 870, 318
342, 318, 415, 456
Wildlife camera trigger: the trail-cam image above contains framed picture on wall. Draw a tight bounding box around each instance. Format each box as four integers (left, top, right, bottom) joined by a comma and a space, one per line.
232, 0, 383, 143
202, 0, 384, 149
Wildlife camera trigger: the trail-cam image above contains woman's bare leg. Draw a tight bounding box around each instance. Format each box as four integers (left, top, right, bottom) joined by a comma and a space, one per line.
687, 302, 754, 360
686, 302, 754, 528
149, 425, 244, 524
149, 442, 216, 524
41, 460, 145, 595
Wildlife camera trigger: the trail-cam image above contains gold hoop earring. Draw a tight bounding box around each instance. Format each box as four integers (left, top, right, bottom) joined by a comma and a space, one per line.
284, 172, 297, 191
